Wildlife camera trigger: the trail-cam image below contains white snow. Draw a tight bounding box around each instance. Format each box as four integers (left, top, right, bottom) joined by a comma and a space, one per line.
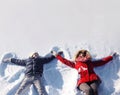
0, 0, 120, 95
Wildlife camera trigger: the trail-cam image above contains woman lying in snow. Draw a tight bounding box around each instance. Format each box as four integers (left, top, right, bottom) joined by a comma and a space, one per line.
51, 50, 118, 95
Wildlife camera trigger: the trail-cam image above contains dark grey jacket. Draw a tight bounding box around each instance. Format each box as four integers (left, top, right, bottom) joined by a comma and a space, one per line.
11, 55, 55, 76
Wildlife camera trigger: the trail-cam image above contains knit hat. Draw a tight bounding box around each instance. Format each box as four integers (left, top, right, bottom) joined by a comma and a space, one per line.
29, 52, 39, 58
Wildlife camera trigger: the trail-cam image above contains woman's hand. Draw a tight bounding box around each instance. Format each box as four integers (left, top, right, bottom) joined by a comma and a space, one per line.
111, 52, 119, 59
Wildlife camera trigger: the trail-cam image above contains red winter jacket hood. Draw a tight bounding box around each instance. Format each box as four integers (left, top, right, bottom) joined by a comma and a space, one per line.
56, 55, 113, 86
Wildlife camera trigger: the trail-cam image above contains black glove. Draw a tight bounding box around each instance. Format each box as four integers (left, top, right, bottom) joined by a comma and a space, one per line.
111, 52, 119, 59
51, 50, 58, 57
51, 51, 63, 57
58, 51, 63, 55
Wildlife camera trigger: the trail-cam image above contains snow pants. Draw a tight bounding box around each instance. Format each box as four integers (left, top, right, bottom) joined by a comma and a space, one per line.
78, 80, 100, 95
15, 75, 46, 95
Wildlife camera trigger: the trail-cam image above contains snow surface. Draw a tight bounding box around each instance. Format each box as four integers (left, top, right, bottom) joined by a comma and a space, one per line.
0, 44, 120, 95
0, 0, 120, 95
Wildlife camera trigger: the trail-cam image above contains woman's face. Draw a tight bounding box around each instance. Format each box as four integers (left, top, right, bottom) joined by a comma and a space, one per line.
75, 50, 91, 62
79, 53, 85, 58
79, 51, 87, 57
78, 50, 87, 57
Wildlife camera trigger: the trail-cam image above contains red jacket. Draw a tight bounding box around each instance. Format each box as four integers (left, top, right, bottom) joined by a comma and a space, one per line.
56, 55, 113, 86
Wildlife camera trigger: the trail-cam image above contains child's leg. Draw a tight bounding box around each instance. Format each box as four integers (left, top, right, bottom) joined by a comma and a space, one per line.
15, 76, 32, 95
33, 76, 47, 95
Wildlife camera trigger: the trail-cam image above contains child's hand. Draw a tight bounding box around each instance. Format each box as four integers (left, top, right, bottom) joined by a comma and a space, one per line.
51, 51, 58, 57
2, 58, 11, 63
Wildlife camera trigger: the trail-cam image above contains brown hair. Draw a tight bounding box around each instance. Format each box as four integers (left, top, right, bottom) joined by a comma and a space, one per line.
74, 49, 91, 60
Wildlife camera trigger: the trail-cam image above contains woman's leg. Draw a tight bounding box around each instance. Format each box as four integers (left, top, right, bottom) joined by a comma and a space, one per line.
90, 81, 100, 95
79, 83, 94, 95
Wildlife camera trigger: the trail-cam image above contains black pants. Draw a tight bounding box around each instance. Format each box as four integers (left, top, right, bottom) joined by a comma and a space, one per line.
78, 80, 100, 95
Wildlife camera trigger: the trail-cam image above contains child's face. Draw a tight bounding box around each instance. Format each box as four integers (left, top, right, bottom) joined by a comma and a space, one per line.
32, 52, 39, 58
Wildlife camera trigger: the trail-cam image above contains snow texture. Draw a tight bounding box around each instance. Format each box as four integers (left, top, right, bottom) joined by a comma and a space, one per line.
0, 44, 120, 95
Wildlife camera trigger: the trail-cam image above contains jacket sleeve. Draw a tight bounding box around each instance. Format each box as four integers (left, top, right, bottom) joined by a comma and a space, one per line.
42, 55, 55, 64
92, 56, 113, 67
11, 58, 26, 66
56, 55, 75, 68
